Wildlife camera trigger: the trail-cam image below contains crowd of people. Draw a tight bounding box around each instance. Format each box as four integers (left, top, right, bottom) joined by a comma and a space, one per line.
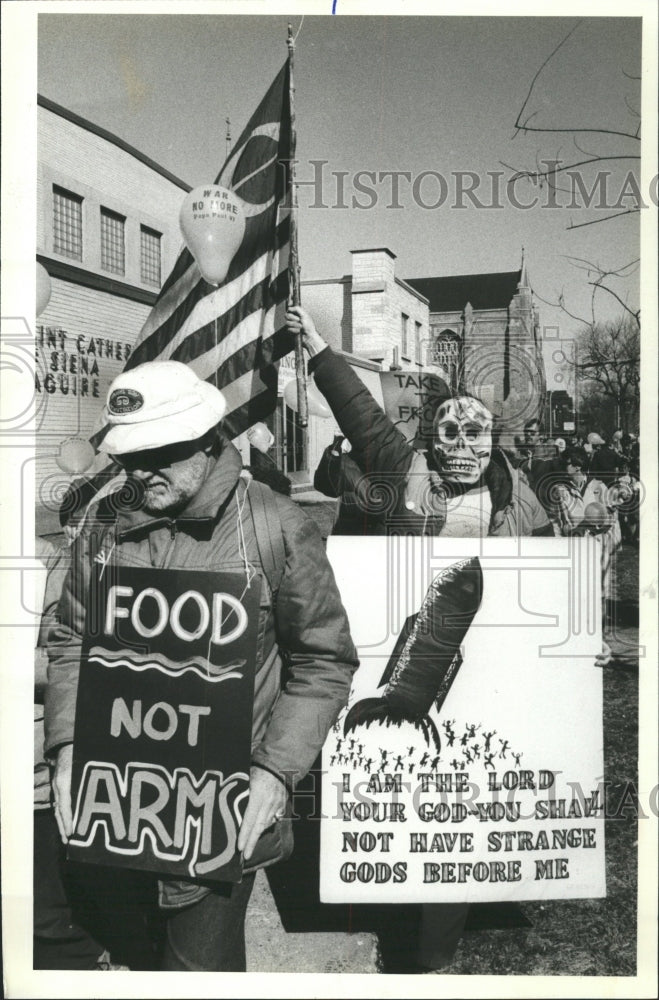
510, 420, 640, 546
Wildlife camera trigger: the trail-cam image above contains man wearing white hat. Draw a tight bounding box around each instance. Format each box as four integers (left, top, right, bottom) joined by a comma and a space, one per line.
44, 360, 358, 972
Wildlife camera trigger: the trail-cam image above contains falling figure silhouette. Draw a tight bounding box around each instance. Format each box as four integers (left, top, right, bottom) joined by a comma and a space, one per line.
344, 557, 483, 751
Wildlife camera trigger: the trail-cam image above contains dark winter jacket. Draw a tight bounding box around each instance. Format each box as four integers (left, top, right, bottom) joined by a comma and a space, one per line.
44, 437, 358, 908
308, 347, 552, 537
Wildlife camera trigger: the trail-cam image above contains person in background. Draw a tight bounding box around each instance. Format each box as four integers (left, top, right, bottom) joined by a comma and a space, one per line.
313, 434, 387, 535
615, 458, 640, 546
246, 421, 292, 496
627, 433, 640, 479
587, 432, 619, 486
34, 536, 128, 971
519, 418, 554, 492
611, 429, 624, 458
532, 438, 568, 518
549, 447, 622, 626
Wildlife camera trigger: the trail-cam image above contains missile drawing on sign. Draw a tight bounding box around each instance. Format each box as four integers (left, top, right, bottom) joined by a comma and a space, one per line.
344, 557, 484, 751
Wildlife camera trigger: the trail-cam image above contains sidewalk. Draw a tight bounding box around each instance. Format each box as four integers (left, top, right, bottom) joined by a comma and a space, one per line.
245, 870, 379, 973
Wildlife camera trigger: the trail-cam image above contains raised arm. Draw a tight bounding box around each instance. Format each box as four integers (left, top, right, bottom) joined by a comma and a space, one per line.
286, 306, 415, 480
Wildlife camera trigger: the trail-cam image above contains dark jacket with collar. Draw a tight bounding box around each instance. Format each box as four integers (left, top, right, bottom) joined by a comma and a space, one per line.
44, 438, 358, 908
308, 347, 552, 537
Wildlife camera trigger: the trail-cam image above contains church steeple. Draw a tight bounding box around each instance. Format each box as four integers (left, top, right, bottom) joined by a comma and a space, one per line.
518, 247, 529, 290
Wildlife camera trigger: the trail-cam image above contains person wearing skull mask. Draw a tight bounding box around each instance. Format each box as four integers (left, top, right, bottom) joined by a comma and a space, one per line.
286, 306, 552, 972
287, 307, 552, 539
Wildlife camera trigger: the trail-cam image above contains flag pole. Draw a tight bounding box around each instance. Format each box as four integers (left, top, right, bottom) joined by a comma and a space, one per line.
287, 21, 308, 427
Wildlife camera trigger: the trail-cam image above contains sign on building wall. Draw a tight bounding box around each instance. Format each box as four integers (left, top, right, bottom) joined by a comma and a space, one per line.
35, 323, 132, 410
68, 565, 259, 883
321, 536, 605, 903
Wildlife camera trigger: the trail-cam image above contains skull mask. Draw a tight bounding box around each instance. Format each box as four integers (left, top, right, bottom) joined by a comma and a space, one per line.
431, 396, 493, 484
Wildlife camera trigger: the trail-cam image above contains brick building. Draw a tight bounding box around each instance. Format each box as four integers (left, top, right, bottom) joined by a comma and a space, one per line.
36, 95, 188, 525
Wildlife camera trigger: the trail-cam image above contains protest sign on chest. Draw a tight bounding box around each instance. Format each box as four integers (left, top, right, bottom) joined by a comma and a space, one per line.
321, 536, 605, 903
67, 564, 260, 883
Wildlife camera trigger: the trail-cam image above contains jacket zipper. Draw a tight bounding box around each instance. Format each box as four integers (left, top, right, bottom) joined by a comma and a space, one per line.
157, 519, 178, 569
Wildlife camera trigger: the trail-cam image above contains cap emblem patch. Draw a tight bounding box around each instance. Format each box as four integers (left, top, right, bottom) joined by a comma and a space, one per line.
109, 388, 144, 415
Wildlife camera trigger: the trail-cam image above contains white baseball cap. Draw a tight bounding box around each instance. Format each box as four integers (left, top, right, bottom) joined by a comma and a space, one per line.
96, 361, 227, 455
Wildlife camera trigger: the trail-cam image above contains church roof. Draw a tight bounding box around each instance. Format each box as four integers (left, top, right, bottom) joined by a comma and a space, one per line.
405, 269, 523, 313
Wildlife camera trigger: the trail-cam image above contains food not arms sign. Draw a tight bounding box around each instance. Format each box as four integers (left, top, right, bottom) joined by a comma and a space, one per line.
68, 566, 259, 883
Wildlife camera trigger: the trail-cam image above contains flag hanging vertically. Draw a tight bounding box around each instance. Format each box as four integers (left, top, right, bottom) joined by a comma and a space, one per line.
124, 61, 295, 439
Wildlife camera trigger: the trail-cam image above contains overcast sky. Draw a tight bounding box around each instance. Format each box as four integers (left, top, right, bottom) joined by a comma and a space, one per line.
37, 12, 643, 385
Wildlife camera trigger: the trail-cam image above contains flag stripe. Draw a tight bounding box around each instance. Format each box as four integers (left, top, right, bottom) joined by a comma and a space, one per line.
171, 266, 289, 372
166, 239, 289, 365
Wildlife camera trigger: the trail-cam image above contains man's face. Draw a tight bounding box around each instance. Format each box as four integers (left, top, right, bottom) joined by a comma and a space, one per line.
115, 439, 211, 515
524, 422, 540, 446
566, 460, 585, 485
431, 395, 493, 484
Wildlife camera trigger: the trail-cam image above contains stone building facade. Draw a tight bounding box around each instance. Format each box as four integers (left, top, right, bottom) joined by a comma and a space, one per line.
406, 260, 546, 436
302, 248, 431, 369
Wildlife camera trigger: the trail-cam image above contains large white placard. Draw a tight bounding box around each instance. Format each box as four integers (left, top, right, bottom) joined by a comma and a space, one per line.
321, 536, 605, 903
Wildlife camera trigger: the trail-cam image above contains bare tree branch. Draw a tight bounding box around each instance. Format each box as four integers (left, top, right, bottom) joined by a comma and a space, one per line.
565, 208, 640, 230
532, 286, 592, 327
512, 21, 640, 141
623, 93, 641, 119
588, 282, 640, 324
505, 23, 641, 232
513, 21, 584, 136
563, 256, 640, 277
501, 154, 641, 183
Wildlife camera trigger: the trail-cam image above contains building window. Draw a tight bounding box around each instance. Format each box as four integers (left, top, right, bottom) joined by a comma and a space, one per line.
53, 185, 83, 261
431, 328, 462, 391
415, 320, 422, 362
100, 207, 126, 275
141, 225, 162, 287
401, 313, 409, 357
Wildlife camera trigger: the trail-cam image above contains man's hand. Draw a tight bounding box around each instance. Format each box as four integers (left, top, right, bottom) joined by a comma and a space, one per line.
595, 640, 612, 668
52, 744, 74, 843
286, 306, 327, 357
237, 767, 288, 862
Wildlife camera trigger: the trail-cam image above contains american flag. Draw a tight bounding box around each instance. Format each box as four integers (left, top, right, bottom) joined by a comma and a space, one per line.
124, 61, 295, 439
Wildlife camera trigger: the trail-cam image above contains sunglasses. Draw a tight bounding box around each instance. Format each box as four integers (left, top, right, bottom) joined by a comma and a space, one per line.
113, 438, 208, 472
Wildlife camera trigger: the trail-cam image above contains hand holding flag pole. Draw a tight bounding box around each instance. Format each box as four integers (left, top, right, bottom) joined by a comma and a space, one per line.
288, 21, 308, 427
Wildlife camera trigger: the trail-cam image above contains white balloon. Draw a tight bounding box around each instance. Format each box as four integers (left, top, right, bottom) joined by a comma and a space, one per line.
36, 263, 52, 316
179, 185, 246, 285
247, 422, 274, 454
283, 378, 332, 419
56, 437, 95, 474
